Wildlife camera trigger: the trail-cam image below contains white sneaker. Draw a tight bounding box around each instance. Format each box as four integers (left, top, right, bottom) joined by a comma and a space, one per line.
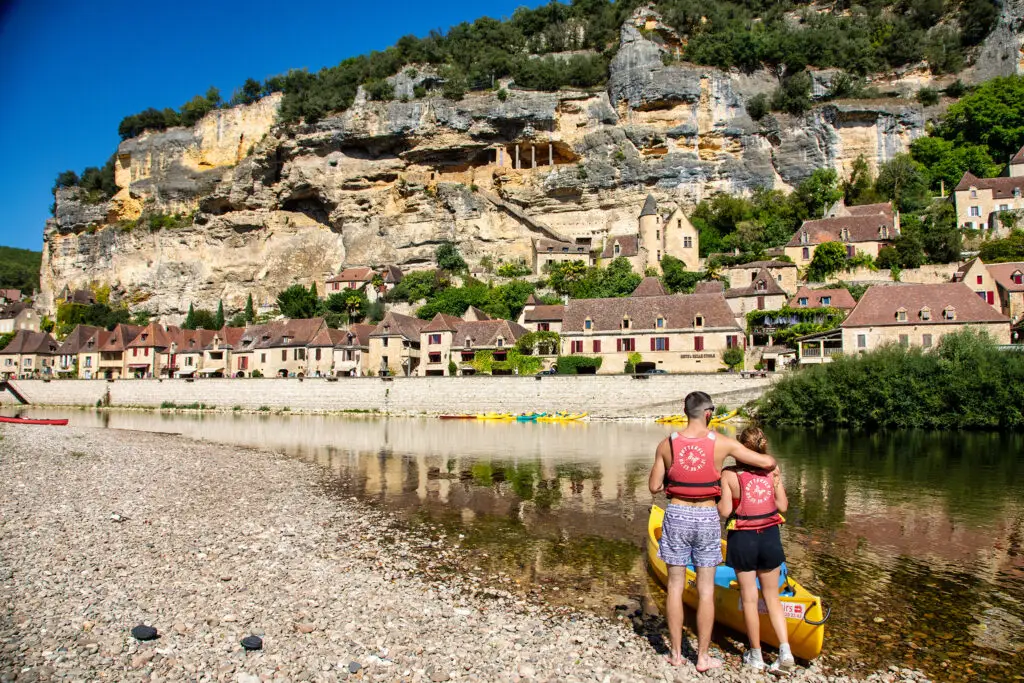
769, 653, 796, 673
743, 650, 766, 670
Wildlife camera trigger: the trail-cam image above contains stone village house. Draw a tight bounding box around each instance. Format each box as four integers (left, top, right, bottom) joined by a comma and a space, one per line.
723, 260, 800, 296
953, 145, 1024, 233
784, 201, 898, 265
0, 330, 59, 379
0, 303, 41, 334
797, 282, 1011, 362
418, 313, 530, 376
334, 323, 374, 376
54, 324, 100, 377
367, 312, 427, 377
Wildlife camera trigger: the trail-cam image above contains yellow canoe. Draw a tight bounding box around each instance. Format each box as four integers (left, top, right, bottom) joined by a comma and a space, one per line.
655, 409, 739, 425
647, 505, 827, 661
537, 412, 588, 422
476, 412, 514, 420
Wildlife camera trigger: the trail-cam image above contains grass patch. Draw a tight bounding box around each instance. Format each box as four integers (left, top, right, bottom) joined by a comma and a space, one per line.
257, 406, 271, 412
232, 405, 242, 411
160, 401, 211, 410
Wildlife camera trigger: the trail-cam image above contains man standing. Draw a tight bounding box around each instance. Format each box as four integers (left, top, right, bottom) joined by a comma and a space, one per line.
648, 391, 776, 672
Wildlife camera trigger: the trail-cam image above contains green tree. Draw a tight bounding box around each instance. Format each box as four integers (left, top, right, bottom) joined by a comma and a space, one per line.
875, 154, 930, 212
795, 169, 843, 220
245, 293, 255, 323
844, 155, 881, 205
920, 202, 963, 263
188, 308, 218, 330
806, 241, 848, 282
277, 284, 319, 319
978, 230, 1024, 262
625, 351, 643, 374
344, 291, 370, 322
722, 346, 745, 371
876, 245, 900, 270
215, 300, 225, 329
436, 241, 467, 272
184, 303, 195, 329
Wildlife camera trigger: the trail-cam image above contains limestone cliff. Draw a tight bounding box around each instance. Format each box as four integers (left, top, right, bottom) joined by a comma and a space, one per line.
40, 11, 930, 320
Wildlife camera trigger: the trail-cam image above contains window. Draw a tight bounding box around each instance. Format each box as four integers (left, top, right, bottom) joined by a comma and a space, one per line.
460, 351, 474, 361
694, 315, 704, 328
726, 335, 740, 349
296, 348, 307, 361
1016, 187, 1022, 199
657, 250, 661, 261
315, 348, 322, 361
538, 322, 550, 331
943, 307, 956, 321
896, 309, 907, 322
239, 357, 248, 370
185, 356, 193, 366
800, 232, 809, 245
821, 296, 831, 305
592, 340, 601, 353
755, 280, 766, 291
977, 290, 987, 301
382, 337, 389, 347
694, 336, 704, 351
879, 227, 889, 239
429, 352, 441, 363
970, 206, 981, 217
133, 348, 138, 357
144, 348, 149, 357
1012, 270, 1023, 285
840, 228, 850, 241
857, 334, 866, 349
571, 340, 583, 353
684, 236, 693, 248
613, 243, 621, 256
655, 229, 660, 239
621, 317, 630, 330
281, 350, 287, 361
261, 353, 266, 363
465, 338, 472, 348
922, 334, 933, 348
616, 338, 635, 352
496, 337, 504, 348
970, 188, 977, 198
656, 317, 665, 328
1000, 204, 1009, 212
584, 319, 592, 331
494, 351, 507, 361
802, 247, 810, 260
920, 308, 931, 321
798, 297, 808, 306
846, 245, 855, 258
977, 275, 984, 285
652, 337, 670, 351
428, 334, 441, 345
899, 334, 909, 347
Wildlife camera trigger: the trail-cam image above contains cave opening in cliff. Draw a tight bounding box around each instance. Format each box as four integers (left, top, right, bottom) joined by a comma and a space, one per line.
496, 141, 577, 169
281, 191, 335, 225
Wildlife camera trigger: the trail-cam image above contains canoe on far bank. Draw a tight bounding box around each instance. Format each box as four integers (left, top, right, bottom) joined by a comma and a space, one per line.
647, 505, 827, 661
0, 416, 69, 426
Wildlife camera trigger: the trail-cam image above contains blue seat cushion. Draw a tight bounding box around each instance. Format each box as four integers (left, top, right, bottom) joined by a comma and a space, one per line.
688, 563, 789, 589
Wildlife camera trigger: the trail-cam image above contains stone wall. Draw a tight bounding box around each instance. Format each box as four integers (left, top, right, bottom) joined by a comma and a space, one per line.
0, 374, 772, 417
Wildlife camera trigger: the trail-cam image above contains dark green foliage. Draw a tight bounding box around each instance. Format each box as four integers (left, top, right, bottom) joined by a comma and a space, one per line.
130, 310, 152, 326
909, 136, 998, 195
214, 300, 225, 329
660, 255, 719, 293
746, 306, 846, 344
244, 293, 255, 323
412, 278, 537, 320
0, 246, 41, 292
876, 245, 900, 269
757, 329, 1024, 430
364, 79, 395, 101
387, 270, 449, 303
228, 312, 248, 327
436, 241, 468, 272
722, 346, 745, 370
118, 87, 223, 140
546, 257, 641, 299
919, 202, 963, 263
183, 304, 195, 329
0, 332, 14, 352
794, 169, 844, 220
843, 155, 881, 205
230, 78, 265, 106
959, 0, 999, 46
978, 230, 1024, 262
834, 281, 869, 301
555, 355, 603, 374
55, 302, 130, 335
276, 284, 319, 319
147, 211, 194, 231
182, 303, 217, 330
874, 154, 930, 212
323, 289, 370, 325
916, 87, 939, 106
53, 170, 79, 193
745, 93, 770, 121
770, 71, 813, 116
806, 241, 848, 282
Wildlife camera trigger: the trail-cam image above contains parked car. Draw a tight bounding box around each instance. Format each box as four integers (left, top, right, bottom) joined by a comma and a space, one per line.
536, 368, 558, 376
644, 368, 668, 374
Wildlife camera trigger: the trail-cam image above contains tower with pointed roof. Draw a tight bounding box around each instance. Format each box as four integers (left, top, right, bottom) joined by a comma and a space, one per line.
638, 194, 661, 274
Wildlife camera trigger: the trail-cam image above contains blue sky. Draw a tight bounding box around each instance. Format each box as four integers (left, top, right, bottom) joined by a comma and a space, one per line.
0, 0, 550, 252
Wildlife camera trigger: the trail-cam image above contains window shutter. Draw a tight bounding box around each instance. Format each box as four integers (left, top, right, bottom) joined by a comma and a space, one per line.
665, 338, 670, 351
616, 339, 622, 352
650, 337, 656, 351
593, 340, 601, 353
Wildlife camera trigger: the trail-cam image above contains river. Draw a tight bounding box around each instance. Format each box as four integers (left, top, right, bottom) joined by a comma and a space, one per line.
4, 408, 1022, 682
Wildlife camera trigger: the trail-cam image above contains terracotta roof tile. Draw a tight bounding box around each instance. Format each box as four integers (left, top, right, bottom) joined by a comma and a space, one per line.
422, 313, 463, 332
841, 283, 1009, 328
338, 323, 374, 348
600, 235, 639, 259
535, 238, 590, 256
562, 293, 741, 332
632, 277, 668, 297
451, 320, 529, 348
98, 324, 143, 352
789, 287, 857, 310
725, 268, 788, 298
732, 260, 797, 270
326, 267, 374, 283
523, 305, 565, 322
988, 262, 1024, 293
0, 330, 59, 355
370, 312, 427, 341
786, 212, 898, 247
954, 171, 1024, 198
56, 325, 101, 355
694, 281, 725, 294
845, 202, 894, 217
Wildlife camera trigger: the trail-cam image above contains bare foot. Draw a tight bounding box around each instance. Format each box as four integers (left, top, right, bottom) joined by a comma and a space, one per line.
663, 653, 685, 666
696, 656, 723, 673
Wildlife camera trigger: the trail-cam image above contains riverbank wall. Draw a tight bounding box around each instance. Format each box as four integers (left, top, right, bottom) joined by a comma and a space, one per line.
0, 375, 772, 417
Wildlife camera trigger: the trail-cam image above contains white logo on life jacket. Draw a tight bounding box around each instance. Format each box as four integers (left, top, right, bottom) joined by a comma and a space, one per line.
744, 477, 773, 505
677, 444, 707, 472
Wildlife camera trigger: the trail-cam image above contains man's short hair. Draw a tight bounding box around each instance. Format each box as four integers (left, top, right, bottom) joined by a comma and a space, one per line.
683, 391, 714, 419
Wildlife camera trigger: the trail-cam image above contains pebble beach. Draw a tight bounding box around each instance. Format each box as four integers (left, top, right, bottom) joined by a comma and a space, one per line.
0, 425, 932, 683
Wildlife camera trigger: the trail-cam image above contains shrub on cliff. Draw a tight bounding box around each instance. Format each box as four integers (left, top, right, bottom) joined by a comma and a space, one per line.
756, 329, 1024, 430
978, 230, 1024, 263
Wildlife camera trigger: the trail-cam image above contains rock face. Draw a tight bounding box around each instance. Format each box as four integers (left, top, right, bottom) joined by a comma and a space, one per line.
40, 11, 928, 320
969, 0, 1024, 82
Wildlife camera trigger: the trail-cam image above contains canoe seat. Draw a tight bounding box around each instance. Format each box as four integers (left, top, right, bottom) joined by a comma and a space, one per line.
688, 563, 792, 592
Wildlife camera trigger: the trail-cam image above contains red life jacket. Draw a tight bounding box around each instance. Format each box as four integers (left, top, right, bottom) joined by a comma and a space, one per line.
731, 469, 783, 531
664, 431, 721, 499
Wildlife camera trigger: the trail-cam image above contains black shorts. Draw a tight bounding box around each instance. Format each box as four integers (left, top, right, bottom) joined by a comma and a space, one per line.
725, 525, 785, 573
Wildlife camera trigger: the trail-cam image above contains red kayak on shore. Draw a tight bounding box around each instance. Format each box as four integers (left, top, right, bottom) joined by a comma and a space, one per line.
0, 416, 69, 426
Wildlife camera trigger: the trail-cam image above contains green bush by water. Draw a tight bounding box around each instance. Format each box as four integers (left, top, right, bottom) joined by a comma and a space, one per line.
757, 329, 1024, 430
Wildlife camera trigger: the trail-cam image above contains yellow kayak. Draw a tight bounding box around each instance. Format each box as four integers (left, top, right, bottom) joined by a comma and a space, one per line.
647, 505, 827, 661
476, 412, 514, 420
655, 409, 739, 425
538, 412, 588, 422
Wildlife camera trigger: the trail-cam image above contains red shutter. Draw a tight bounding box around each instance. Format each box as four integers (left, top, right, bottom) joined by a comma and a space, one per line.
650, 337, 656, 351
616, 339, 622, 352
695, 336, 704, 351
593, 340, 601, 353
665, 338, 670, 351
988, 291, 995, 305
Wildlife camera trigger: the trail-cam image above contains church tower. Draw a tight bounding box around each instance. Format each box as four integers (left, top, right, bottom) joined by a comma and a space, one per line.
638, 193, 663, 274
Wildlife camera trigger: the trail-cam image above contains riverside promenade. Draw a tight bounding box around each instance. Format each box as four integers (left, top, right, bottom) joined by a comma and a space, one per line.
0, 375, 771, 418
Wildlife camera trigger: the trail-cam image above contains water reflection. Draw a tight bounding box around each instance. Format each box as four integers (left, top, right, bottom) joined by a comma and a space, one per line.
4, 408, 1022, 680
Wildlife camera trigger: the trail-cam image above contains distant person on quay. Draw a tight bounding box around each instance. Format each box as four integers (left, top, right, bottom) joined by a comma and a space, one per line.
718, 426, 795, 672
648, 391, 776, 672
